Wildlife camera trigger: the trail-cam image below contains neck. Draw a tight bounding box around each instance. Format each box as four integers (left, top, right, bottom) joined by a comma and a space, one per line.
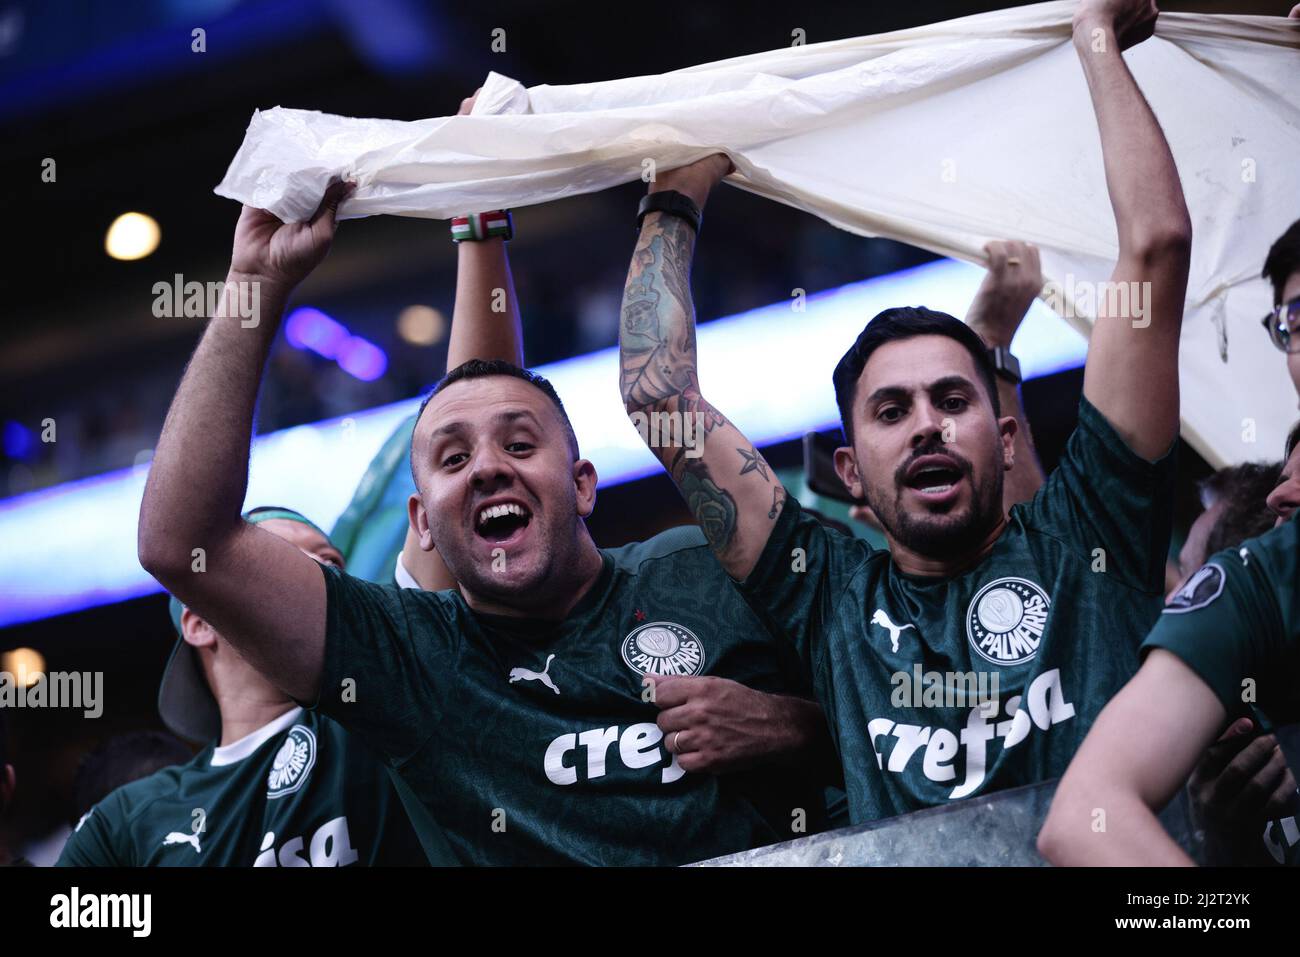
208, 658, 298, 746
463, 534, 605, 621
887, 513, 1009, 578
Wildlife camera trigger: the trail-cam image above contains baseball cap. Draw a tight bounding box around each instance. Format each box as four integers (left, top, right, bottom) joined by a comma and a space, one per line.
158, 507, 332, 743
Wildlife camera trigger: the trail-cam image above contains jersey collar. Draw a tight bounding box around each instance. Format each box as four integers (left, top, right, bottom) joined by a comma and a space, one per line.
209, 706, 303, 767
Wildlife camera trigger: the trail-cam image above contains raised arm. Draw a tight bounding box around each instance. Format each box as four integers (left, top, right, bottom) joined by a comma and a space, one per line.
619, 156, 784, 581
1037, 650, 1223, 865
401, 91, 526, 591
1073, 0, 1193, 461
137, 184, 353, 703
965, 240, 1047, 508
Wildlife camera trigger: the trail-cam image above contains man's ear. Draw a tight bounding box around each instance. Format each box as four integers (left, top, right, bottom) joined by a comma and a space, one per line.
833, 446, 865, 501
574, 458, 599, 518
408, 493, 435, 551
997, 415, 1019, 471
180, 608, 217, 650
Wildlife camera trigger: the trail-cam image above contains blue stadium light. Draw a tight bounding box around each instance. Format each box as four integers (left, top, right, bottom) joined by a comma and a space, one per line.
3, 421, 36, 462
284, 306, 389, 382
284, 306, 348, 358
337, 336, 388, 381
0, 259, 1084, 626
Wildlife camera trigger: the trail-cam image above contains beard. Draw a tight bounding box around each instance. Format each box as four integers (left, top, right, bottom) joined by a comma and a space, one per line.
865, 440, 1004, 559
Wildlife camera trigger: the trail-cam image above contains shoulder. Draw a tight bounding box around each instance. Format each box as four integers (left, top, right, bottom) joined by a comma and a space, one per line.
77, 754, 201, 844
603, 525, 712, 575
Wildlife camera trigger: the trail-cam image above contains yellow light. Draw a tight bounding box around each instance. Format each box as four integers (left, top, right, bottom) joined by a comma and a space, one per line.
1, 647, 45, 687
397, 305, 446, 346
105, 212, 161, 261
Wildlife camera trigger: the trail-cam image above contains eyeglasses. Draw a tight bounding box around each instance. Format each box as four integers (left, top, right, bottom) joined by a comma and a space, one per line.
1261, 296, 1300, 354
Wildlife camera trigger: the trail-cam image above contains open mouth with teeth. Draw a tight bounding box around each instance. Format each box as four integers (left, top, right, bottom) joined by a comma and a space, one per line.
475, 502, 533, 543
907, 466, 963, 495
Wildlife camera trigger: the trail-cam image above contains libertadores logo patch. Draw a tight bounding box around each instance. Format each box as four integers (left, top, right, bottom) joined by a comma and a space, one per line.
267, 724, 317, 798
966, 577, 1051, 666
621, 621, 706, 677
1163, 563, 1225, 614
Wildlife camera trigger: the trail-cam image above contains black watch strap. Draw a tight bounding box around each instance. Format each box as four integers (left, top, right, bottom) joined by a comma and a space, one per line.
988, 346, 1022, 386
637, 190, 702, 234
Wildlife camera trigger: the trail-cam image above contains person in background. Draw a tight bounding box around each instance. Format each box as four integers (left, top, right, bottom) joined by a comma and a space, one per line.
69, 730, 194, 831
1261, 218, 1300, 402
1039, 424, 1300, 866
58, 508, 427, 867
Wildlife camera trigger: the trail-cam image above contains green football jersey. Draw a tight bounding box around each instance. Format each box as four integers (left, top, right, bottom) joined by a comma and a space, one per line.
56, 708, 425, 867
739, 397, 1175, 823
312, 525, 829, 866
1142, 513, 1300, 865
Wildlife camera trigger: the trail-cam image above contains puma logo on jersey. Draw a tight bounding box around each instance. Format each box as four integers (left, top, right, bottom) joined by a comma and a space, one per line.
162, 831, 201, 853
509, 653, 560, 694
871, 609, 914, 653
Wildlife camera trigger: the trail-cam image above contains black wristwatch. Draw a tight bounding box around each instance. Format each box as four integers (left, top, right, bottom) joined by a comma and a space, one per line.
636, 190, 702, 234
988, 346, 1022, 385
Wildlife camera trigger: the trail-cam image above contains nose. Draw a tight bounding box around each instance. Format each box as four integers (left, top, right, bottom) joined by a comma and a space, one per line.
1266, 477, 1300, 524
468, 445, 515, 490
909, 403, 948, 449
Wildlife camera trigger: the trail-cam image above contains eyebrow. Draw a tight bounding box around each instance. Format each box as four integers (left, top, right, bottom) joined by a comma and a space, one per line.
427, 408, 546, 443
864, 375, 979, 408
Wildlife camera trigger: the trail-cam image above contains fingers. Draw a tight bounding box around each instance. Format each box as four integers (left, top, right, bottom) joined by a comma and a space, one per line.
458, 88, 482, 116
656, 704, 692, 736
1211, 733, 1280, 809
1264, 765, 1299, 819
1226, 741, 1289, 821
1195, 717, 1255, 779
312, 180, 356, 226
984, 240, 1008, 271
645, 674, 698, 710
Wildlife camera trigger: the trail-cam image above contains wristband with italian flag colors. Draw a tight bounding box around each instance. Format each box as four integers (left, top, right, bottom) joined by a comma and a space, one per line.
450, 210, 513, 242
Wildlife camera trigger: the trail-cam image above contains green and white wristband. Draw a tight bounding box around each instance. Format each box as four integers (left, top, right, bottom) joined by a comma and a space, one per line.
450, 210, 513, 242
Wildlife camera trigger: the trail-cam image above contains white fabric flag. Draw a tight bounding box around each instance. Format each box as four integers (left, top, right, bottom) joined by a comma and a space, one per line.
216, 1, 1300, 468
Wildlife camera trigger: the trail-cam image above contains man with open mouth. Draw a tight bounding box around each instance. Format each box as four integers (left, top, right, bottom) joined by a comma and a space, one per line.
618, 0, 1192, 825
136, 92, 855, 865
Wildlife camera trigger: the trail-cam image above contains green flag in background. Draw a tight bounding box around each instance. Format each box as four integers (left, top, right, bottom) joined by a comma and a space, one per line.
330, 413, 418, 584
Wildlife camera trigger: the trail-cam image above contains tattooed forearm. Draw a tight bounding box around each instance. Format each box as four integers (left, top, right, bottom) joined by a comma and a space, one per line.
620, 214, 700, 411
680, 463, 738, 555
769, 485, 786, 520
736, 446, 770, 481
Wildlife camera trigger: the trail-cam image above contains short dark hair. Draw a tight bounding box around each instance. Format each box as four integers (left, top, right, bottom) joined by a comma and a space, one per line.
1287, 420, 1300, 463
71, 731, 193, 825
1199, 461, 1282, 557
411, 359, 579, 481
1263, 219, 1300, 307
832, 306, 1000, 440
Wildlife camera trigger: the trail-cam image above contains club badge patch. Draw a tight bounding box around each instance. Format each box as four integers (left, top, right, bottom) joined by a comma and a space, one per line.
621, 621, 706, 677
1163, 563, 1225, 615
267, 725, 317, 799
966, 577, 1051, 666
